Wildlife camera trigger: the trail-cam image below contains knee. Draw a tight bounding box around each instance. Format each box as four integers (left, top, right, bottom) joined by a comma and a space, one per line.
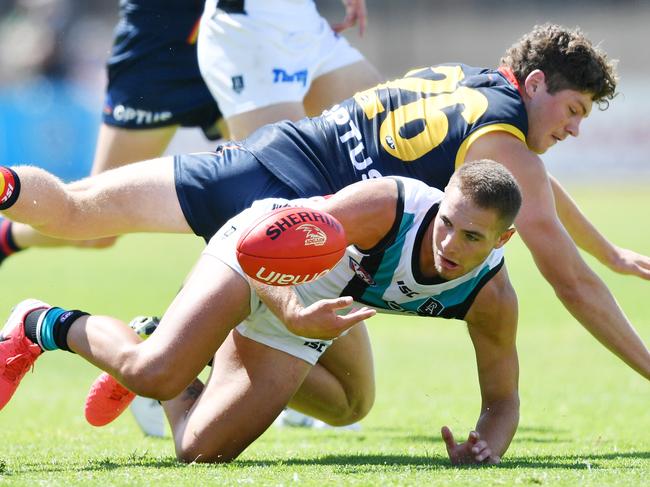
118, 351, 188, 400
326, 387, 375, 427
175, 439, 241, 464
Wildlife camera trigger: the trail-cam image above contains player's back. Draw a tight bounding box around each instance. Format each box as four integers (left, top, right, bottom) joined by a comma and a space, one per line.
244, 64, 528, 197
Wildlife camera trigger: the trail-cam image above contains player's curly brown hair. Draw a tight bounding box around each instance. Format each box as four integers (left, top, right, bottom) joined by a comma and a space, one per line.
500, 24, 618, 110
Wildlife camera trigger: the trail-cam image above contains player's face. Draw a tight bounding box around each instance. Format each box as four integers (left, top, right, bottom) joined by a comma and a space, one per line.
431, 186, 508, 281
525, 87, 593, 154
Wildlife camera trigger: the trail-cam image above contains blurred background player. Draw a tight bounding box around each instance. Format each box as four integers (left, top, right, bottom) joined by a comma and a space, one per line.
197, 0, 382, 139
0, 0, 223, 265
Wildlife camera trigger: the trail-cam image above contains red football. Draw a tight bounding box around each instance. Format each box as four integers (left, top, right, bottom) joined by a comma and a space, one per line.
236, 206, 347, 286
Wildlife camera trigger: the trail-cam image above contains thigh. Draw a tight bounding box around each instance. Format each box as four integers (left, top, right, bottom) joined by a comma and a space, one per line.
305, 59, 383, 116
224, 102, 306, 140
318, 322, 375, 399
290, 322, 375, 422
66, 156, 192, 235
173, 329, 312, 463
91, 124, 178, 174
137, 254, 252, 396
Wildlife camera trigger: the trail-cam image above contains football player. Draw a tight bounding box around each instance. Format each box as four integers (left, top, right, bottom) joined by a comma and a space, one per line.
197, 0, 381, 140
1, 161, 521, 465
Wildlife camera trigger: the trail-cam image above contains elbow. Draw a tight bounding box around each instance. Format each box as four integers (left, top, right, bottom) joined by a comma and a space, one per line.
549, 272, 597, 308
537, 259, 599, 306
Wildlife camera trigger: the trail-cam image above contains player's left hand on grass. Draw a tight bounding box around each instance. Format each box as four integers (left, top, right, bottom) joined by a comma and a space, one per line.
608, 246, 650, 280
331, 0, 367, 36
287, 296, 375, 340
441, 426, 500, 466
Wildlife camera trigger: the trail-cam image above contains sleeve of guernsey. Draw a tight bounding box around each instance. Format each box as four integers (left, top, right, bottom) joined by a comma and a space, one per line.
453, 67, 528, 169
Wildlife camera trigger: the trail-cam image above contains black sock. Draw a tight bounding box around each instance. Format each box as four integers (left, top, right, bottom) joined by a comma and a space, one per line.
24, 309, 47, 349
24, 307, 89, 352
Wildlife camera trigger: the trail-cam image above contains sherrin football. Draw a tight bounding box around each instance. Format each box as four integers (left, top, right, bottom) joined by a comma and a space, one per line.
236, 206, 347, 286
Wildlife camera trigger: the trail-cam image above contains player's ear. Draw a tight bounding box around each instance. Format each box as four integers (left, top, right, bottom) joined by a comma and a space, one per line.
524, 69, 546, 98
494, 227, 516, 248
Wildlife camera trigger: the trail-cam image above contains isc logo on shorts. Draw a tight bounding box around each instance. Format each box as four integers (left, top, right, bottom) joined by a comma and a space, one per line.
303, 340, 327, 353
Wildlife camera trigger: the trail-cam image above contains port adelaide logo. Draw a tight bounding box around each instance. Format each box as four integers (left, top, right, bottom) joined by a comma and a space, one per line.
348, 257, 375, 286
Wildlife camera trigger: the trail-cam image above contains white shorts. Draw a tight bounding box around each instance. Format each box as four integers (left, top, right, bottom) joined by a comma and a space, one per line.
204, 199, 332, 366
198, 0, 365, 118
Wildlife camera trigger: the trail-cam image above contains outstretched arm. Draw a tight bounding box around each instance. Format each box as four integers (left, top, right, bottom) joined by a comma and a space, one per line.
441, 266, 520, 465
549, 174, 650, 280
467, 133, 650, 380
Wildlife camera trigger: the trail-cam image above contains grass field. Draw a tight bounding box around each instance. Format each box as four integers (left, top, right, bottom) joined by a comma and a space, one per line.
1, 186, 649, 486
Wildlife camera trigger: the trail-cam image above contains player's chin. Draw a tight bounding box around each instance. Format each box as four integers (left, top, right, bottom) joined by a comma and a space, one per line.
438, 266, 463, 281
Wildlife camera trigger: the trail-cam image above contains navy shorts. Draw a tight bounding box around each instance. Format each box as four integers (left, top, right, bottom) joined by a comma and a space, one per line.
102, 5, 221, 138
174, 146, 299, 241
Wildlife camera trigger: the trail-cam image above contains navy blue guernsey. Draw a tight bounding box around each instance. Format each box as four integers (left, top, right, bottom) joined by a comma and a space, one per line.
243, 64, 528, 196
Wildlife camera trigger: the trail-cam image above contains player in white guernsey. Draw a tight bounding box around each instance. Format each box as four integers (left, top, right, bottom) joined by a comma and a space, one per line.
210, 175, 506, 356
1, 160, 521, 465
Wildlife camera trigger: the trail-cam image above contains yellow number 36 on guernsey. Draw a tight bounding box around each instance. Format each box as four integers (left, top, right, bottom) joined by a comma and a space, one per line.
353, 65, 489, 162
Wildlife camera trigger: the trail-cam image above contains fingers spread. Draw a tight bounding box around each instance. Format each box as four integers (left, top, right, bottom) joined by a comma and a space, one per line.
440, 426, 456, 449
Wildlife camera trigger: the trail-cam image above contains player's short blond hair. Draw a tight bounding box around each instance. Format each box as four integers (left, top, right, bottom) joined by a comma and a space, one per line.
448, 160, 522, 231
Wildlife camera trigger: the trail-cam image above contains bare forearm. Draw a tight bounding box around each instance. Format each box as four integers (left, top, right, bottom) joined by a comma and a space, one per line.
549, 175, 614, 265
475, 398, 519, 459
554, 272, 650, 380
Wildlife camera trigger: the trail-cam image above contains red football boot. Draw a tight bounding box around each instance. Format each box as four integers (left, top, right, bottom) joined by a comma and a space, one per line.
0, 299, 49, 410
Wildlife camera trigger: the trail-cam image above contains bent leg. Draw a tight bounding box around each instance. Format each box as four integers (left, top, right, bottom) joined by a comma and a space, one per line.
224, 102, 307, 140
2, 156, 191, 239
303, 60, 383, 116
289, 323, 375, 426
65, 255, 251, 400
167, 329, 312, 463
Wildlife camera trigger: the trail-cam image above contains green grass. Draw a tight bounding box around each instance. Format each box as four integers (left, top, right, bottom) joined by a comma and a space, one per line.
1, 186, 649, 485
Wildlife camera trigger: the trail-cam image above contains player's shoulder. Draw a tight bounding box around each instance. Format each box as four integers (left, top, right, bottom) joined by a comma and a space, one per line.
388, 176, 444, 205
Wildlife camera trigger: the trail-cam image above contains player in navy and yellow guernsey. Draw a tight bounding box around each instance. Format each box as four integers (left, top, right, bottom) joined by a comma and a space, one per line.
242, 63, 528, 207
1, 24, 649, 395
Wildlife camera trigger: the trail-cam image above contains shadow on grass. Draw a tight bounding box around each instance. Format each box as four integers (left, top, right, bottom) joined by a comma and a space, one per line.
7, 450, 649, 475
239, 450, 650, 470
339, 424, 571, 446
